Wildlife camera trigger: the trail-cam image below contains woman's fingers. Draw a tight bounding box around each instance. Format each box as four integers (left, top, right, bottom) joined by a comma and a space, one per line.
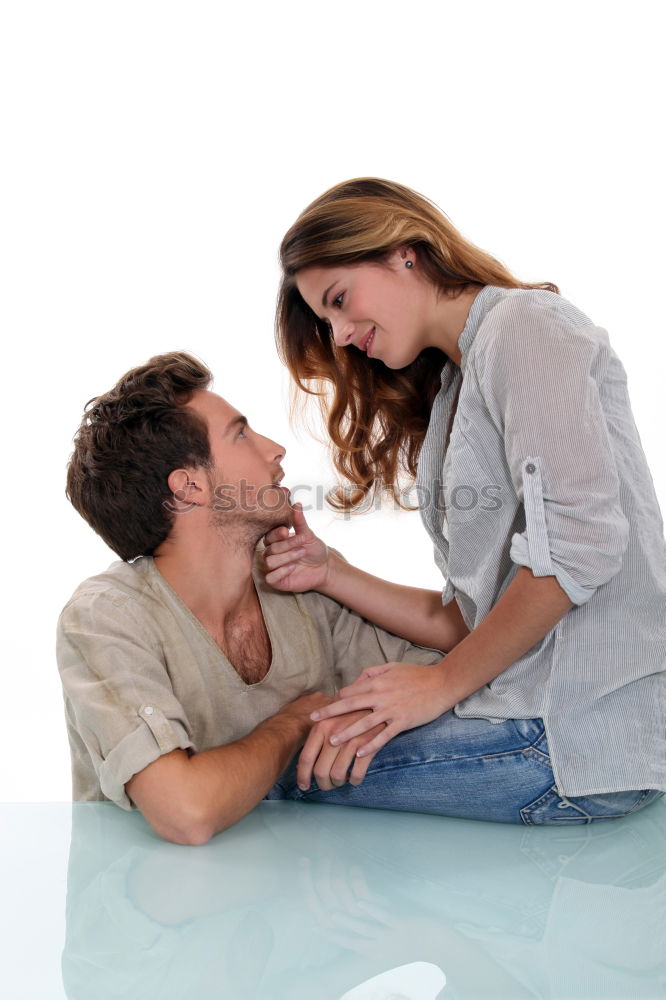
339, 663, 393, 696
264, 525, 290, 545
291, 501, 306, 527
265, 565, 296, 587
264, 534, 306, 559
344, 723, 385, 785
264, 537, 298, 557
264, 545, 306, 569
310, 694, 373, 721
328, 712, 383, 745
263, 506, 311, 557
355, 723, 400, 759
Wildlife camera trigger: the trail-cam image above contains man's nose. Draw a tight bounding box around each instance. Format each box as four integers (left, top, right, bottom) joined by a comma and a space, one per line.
268, 438, 285, 463
331, 319, 355, 347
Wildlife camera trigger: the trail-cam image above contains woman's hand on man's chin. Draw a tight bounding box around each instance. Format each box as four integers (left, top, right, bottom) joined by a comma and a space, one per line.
262, 502, 331, 592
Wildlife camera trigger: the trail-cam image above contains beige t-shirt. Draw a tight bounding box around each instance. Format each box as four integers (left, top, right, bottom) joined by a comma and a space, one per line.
57, 550, 443, 809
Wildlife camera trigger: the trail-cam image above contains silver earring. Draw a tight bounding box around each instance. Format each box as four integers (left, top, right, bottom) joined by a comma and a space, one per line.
405, 260, 414, 268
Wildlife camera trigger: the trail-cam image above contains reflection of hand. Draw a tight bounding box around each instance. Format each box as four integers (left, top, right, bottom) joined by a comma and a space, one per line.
263, 503, 330, 592
310, 661, 451, 757
299, 854, 529, 995
297, 709, 386, 790
298, 854, 460, 970
297, 854, 394, 955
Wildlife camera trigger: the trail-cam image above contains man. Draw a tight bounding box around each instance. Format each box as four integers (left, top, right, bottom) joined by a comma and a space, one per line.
58, 351, 445, 845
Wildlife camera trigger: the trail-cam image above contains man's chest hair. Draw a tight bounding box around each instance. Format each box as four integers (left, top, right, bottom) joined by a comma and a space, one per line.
212, 611, 273, 686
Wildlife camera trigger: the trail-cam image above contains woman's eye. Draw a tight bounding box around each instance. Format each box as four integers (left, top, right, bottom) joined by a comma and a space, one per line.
332, 293, 344, 309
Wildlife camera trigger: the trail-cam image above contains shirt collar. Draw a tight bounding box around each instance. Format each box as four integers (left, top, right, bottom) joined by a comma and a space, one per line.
457, 285, 508, 372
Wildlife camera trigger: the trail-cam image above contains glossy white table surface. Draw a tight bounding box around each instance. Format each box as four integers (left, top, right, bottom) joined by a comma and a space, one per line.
1, 799, 664, 999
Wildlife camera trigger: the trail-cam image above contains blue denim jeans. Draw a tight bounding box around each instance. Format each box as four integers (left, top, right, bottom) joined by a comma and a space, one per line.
266, 712, 664, 825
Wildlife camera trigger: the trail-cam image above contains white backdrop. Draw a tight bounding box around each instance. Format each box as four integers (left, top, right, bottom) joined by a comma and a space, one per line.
1, 0, 664, 801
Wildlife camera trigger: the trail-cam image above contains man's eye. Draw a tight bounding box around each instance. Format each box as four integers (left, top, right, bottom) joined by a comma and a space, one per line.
237, 426, 247, 439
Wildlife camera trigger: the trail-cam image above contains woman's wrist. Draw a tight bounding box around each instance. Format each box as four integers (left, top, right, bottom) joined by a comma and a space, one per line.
435, 648, 475, 709
320, 548, 349, 599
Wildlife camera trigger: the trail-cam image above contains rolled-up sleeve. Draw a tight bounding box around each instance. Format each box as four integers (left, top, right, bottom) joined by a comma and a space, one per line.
57, 591, 195, 809
477, 303, 630, 605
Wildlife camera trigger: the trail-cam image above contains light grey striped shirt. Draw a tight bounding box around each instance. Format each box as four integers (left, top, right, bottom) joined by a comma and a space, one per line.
417, 284, 666, 796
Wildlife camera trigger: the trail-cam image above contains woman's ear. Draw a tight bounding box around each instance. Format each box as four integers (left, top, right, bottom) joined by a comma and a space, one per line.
387, 245, 416, 269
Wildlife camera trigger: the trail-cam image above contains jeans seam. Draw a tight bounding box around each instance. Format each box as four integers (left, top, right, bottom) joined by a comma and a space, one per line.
365, 747, 534, 775
298, 753, 502, 794
520, 746, 552, 769
335, 725, 552, 778
482, 728, 551, 769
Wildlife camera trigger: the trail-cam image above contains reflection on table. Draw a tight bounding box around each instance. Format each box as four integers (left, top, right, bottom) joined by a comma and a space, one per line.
63, 799, 666, 999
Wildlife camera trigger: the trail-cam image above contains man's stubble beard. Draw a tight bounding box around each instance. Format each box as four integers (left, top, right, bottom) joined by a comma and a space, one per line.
207, 499, 293, 555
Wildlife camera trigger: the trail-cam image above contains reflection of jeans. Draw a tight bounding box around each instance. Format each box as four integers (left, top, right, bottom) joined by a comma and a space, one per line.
267, 713, 664, 825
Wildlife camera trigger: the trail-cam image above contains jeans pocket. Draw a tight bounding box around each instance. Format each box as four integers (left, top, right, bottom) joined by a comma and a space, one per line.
521, 786, 664, 826
511, 717, 548, 748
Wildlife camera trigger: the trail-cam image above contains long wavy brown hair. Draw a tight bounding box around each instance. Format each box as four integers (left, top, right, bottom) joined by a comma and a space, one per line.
276, 177, 559, 511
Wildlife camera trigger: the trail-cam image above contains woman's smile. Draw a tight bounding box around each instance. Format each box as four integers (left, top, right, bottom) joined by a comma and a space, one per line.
359, 326, 376, 354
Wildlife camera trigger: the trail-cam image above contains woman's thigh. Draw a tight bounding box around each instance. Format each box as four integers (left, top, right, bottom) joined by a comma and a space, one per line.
271, 713, 664, 825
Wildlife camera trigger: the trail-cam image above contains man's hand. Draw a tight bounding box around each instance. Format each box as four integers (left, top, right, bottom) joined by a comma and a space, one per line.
297, 708, 387, 791
263, 503, 331, 593
278, 690, 335, 735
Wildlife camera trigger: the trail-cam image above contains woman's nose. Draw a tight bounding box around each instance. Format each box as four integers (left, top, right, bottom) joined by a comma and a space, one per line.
332, 320, 355, 347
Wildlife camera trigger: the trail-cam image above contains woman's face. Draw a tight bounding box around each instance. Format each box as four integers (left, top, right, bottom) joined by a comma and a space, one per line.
295, 249, 435, 370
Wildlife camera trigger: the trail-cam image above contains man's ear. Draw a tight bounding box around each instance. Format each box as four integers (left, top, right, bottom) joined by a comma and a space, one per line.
165, 468, 206, 512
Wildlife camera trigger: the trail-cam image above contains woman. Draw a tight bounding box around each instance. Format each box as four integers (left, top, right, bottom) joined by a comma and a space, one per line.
264, 177, 665, 824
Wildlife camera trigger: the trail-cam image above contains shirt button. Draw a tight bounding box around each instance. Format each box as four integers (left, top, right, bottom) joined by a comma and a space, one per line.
525, 463, 536, 474
143, 706, 154, 716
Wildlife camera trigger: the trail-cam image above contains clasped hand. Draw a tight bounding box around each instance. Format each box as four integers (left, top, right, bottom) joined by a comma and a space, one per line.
299, 659, 450, 790
297, 705, 386, 791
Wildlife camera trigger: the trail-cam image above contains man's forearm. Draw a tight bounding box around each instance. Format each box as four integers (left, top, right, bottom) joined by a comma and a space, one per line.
126, 697, 325, 845
321, 553, 470, 652
184, 713, 308, 840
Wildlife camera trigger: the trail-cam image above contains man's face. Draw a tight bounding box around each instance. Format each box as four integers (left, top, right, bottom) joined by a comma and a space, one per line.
186, 390, 292, 536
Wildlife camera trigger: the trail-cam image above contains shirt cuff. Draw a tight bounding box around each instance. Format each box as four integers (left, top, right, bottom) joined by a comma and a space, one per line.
98, 705, 195, 810
511, 456, 599, 605
510, 532, 596, 605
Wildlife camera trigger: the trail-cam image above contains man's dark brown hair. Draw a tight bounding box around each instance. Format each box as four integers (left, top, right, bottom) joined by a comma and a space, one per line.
66, 351, 213, 561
